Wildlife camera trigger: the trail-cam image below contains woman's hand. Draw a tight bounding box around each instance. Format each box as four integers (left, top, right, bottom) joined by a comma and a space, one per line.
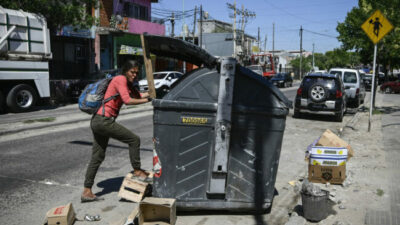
141, 92, 150, 98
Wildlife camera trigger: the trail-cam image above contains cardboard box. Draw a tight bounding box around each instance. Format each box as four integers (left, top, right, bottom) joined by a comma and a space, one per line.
316, 129, 354, 159
46, 203, 75, 225
308, 164, 346, 184
139, 197, 176, 225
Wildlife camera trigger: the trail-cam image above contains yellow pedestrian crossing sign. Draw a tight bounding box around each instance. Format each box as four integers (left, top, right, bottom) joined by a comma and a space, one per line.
361, 10, 393, 44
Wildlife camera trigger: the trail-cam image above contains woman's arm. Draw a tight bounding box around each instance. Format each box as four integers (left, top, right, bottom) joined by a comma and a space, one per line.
125, 97, 150, 105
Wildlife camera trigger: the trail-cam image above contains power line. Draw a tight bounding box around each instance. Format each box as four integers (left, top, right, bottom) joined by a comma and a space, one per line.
303, 28, 338, 39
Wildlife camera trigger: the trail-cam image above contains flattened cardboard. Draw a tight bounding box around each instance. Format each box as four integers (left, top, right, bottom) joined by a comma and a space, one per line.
316, 129, 354, 159
308, 164, 346, 184
46, 203, 75, 225
139, 197, 176, 225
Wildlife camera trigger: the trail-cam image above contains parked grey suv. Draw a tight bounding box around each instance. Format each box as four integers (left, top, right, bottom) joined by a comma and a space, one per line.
329, 68, 366, 107
294, 73, 347, 122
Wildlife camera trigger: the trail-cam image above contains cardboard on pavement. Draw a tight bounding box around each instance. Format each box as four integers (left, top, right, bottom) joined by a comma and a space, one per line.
139, 197, 176, 225
45, 203, 75, 225
308, 129, 354, 184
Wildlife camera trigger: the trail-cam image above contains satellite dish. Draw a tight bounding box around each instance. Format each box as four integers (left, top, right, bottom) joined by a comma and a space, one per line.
204, 12, 209, 19
115, 14, 123, 24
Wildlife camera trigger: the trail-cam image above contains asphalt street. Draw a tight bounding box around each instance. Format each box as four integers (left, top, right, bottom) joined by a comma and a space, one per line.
0, 83, 371, 225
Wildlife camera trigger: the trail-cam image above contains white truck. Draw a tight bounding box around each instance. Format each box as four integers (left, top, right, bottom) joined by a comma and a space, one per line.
0, 6, 52, 112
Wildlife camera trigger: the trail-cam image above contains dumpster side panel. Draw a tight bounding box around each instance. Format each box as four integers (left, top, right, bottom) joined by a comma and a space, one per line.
225, 68, 287, 206
153, 68, 219, 201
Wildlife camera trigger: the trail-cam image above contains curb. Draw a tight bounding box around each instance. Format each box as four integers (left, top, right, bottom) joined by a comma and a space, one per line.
0, 107, 153, 136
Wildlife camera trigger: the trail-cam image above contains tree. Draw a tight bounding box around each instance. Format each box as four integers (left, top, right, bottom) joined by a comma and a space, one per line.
336, 0, 400, 72
1, 0, 97, 33
289, 56, 311, 77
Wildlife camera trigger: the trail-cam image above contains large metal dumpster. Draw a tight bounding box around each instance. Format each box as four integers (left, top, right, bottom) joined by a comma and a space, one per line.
144, 35, 290, 211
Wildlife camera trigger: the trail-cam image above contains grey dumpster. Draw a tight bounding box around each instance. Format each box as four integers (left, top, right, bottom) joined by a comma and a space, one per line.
144, 35, 290, 211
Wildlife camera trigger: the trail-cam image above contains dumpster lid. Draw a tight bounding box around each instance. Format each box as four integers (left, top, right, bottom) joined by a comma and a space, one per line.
144, 34, 218, 68
239, 66, 292, 109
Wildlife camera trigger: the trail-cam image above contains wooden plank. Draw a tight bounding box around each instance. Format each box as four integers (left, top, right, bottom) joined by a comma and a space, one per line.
118, 189, 144, 202
140, 34, 156, 98
122, 179, 148, 193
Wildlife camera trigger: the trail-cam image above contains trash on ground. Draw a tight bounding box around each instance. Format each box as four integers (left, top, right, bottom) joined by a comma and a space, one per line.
45, 203, 75, 225
84, 214, 101, 221
301, 180, 330, 222
306, 129, 353, 184
139, 197, 176, 225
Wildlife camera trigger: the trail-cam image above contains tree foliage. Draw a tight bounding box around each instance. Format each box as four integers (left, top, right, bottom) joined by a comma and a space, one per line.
1, 0, 96, 33
289, 49, 362, 74
336, 0, 400, 70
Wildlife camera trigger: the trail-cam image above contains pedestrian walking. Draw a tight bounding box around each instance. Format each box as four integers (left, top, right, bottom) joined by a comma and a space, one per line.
81, 60, 152, 202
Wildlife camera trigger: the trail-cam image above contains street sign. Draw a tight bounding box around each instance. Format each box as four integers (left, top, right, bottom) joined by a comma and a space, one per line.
361, 10, 393, 44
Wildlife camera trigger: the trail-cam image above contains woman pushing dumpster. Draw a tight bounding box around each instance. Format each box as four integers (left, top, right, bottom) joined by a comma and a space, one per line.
81, 60, 153, 202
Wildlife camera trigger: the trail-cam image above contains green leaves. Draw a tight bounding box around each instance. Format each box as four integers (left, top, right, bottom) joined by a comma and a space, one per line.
1, 0, 96, 33
337, 0, 400, 69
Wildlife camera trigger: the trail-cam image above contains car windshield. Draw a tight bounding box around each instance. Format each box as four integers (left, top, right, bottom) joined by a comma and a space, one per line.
275, 74, 283, 78
343, 72, 357, 83
302, 77, 336, 89
248, 65, 262, 71
153, 73, 168, 79
329, 70, 342, 76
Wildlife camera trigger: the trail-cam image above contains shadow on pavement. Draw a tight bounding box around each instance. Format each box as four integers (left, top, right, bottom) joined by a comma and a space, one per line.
69, 140, 153, 152
95, 176, 124, 197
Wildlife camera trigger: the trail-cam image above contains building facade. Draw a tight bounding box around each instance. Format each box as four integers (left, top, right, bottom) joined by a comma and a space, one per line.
95, 0, 165, 72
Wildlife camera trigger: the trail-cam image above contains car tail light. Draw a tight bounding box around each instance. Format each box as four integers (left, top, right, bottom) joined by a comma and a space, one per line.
356, 88, 359, 95
336, 90, 343, 98
297, 87, 302, 96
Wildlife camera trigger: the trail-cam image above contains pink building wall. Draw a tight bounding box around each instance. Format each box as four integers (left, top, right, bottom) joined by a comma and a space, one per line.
112, 0, 164, 35
128, 18, 165, 35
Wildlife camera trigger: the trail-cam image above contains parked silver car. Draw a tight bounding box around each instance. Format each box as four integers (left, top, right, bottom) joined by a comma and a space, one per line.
329, 68, 366, 107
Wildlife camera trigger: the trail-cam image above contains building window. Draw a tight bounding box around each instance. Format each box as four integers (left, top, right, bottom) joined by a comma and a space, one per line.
122, 2, 148, 21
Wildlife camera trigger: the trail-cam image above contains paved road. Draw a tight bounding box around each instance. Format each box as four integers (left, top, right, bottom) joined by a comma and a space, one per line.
1, 83, 358, 225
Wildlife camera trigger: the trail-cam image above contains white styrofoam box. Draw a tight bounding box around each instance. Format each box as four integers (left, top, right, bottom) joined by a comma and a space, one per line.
310, 155, 347, 166
310, 146, 348, 158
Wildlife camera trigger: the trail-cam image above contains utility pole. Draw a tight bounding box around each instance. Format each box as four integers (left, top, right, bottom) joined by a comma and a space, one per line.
258, 27, 260, 51
272, 23, 275, 71
233, 0, 237, 58
170, 13, 175, 37
192, 6, 197, 42
264, 34, 267, 52
182, 0, 186, 73
241, 5, 245, 54
300, 26, 303, 79
199, 5, 203, 48
312, 43, 315, 70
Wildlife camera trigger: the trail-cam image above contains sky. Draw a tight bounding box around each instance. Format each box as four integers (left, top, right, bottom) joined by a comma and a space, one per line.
152, 0, 359, 53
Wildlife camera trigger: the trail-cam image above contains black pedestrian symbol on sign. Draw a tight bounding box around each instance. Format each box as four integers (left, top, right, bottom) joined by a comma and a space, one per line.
369, 17, 382, 37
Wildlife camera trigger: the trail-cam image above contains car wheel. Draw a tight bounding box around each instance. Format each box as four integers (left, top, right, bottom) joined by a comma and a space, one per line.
335, 111, 343, 122
385, 86, 392, 94
293, 109, 302, 118
354, 97, 360, 108
309, 83, 327, 102
162, 86, 170, 93
0, 90, 5, 113
6, 84, 38, 113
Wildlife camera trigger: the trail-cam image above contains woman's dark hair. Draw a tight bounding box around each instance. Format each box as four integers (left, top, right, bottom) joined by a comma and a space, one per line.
121, 60, 140, 75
